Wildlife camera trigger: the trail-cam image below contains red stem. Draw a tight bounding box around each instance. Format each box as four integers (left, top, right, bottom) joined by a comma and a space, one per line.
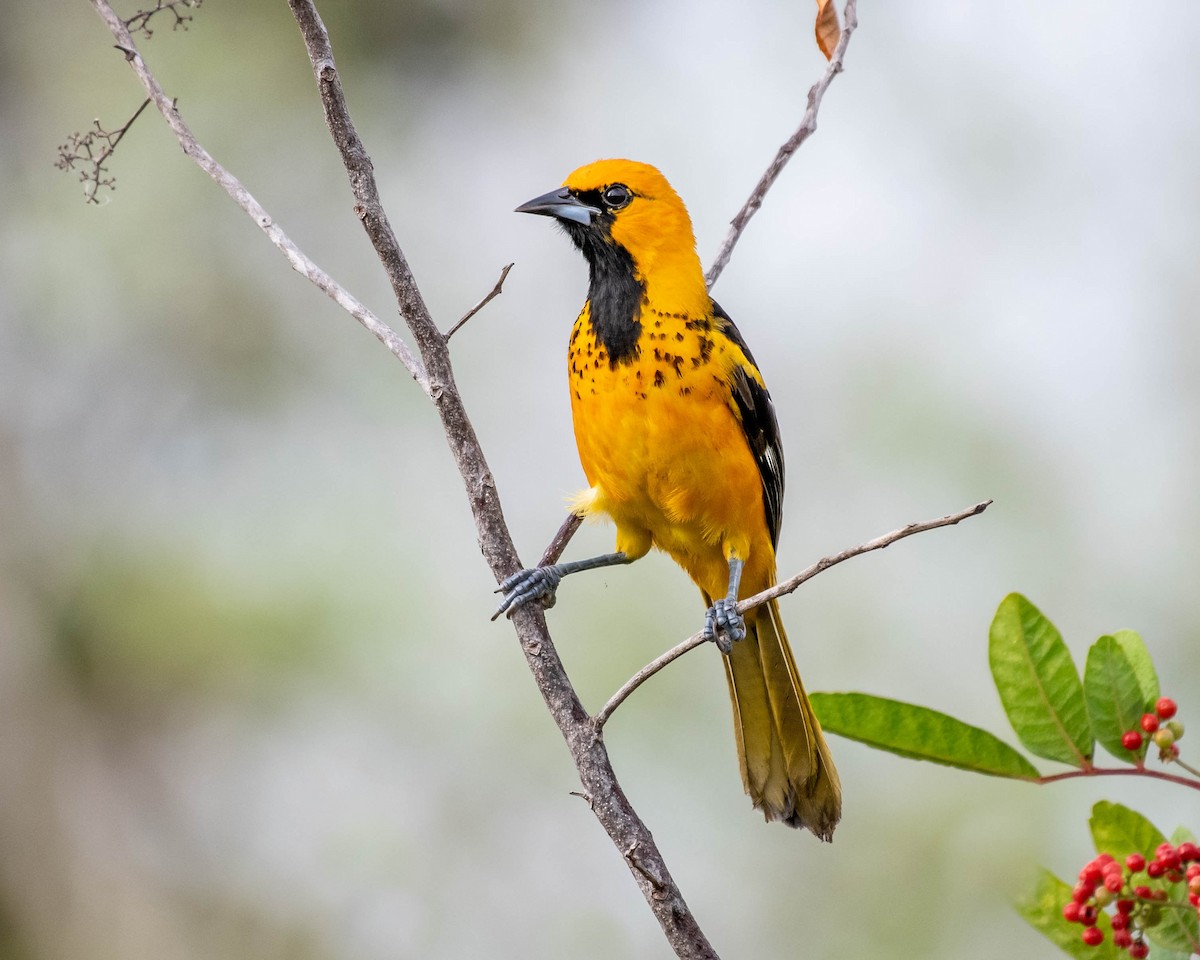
1036, 766, 1200, 790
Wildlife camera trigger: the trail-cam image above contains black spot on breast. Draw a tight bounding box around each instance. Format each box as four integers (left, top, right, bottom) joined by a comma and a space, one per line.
654, 370, 665, 387
675, 332, 684, 341
698, 337, 714, 362
679, 386, 692, 396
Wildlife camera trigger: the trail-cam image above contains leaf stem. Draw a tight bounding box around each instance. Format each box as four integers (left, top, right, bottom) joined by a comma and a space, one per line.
1035, 765, 1200, 791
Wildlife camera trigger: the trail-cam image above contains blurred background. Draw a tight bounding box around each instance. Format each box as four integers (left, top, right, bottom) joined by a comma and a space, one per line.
3, 1, 1199, 957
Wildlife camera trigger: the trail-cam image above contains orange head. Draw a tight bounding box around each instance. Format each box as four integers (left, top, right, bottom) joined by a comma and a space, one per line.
516, 159, 709, 317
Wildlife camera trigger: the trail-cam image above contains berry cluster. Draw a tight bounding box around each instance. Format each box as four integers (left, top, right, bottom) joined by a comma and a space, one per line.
1063, 841, 1200, 954
1121, 697, 1184, 759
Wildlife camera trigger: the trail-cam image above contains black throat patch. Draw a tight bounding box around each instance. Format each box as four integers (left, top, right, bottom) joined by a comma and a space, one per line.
561, 214, 643, 366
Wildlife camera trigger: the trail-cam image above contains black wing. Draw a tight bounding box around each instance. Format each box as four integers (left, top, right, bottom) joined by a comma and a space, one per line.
712, 300, 785, 548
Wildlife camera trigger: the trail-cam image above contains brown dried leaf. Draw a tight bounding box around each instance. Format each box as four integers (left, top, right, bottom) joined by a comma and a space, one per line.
815, 0, 840, 60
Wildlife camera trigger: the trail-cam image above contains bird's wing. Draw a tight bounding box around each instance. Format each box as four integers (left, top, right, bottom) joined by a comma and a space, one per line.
712, 300, 785, 548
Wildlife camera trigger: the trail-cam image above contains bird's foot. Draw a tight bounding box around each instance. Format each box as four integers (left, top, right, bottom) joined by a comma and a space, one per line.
703, 597, 746, 654
493, 566, 561, 620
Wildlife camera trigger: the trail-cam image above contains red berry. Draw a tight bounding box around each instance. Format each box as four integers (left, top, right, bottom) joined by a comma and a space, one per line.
1156, 696, 1177, 719
1110, 913, 1129, 931
1116, 898, 1135, 914
1122, 730, 1144, 751
1063, 901, 1082, 922
1081, 926, 1104, 946
1079, 905, 1098, 926
1072, 882, 1093, 903
1104, 872, 1123, 892
1134, 885, 1153, 899
1147, 861, 1166, 878
1126, 853, 1146, 873
1180, 844, 1200, 863
1112, 929, 1133, 949
1129, 942, 1149, 959
1141, 713, 1160, 733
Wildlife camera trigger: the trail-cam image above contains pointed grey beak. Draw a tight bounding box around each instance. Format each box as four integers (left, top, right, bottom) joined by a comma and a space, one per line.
515, 187, 599, 226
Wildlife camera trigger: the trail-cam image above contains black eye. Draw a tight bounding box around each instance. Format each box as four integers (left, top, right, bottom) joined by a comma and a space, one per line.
602, 184, 632, 210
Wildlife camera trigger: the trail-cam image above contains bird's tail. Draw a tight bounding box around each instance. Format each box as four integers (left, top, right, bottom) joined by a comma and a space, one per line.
721, 598, 842, 840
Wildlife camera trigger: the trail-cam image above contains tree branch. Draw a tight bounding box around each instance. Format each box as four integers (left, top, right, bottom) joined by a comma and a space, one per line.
595, 499, 991, 729
445, 262, 514, 341
280, 3, 717, 956
705, 0, 859, 287
85, 0, 428, 389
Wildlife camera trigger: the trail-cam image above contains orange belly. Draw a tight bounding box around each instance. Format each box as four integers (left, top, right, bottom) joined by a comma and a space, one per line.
567, 308, 775, 600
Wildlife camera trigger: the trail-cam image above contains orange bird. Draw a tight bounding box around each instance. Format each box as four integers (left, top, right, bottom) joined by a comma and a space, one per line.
498, 159, 841, 839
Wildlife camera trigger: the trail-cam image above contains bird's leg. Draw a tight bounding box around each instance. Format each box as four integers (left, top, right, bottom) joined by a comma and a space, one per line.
493, 552, 631, 620
703, 556, 746, 654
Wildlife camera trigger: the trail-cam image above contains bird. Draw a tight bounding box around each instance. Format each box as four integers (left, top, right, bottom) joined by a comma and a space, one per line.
497, 159, 841, 840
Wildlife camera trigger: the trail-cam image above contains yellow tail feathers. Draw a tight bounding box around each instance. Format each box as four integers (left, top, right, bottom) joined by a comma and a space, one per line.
721, 599, 842, 840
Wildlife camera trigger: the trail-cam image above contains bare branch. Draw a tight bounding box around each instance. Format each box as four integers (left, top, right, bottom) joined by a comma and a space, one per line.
124, 0, 203, 39
55, 98, 151, 203
595, 499, 992, 729
282, 3, 718, 956
705, 0, 859, 288
84, 0, 427, 388
538, 512, 584, 566
445, 262, 514, 341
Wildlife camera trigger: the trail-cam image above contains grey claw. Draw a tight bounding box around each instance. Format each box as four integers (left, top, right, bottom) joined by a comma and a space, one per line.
493, 566, 562, 619
705, 598, 744, 653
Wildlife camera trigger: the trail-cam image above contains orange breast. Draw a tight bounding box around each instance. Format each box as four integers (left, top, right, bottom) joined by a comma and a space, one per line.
567, 304, 775, 600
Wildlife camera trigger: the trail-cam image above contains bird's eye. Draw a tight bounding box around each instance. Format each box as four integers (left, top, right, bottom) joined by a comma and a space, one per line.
602, 184, 632, 210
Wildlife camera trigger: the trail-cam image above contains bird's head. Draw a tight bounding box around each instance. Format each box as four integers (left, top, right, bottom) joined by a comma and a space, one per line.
516, 159, 708, 314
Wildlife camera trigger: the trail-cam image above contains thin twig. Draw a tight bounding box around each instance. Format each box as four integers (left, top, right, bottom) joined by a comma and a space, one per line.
55, 98, 152, 203
539, 513, 584, 566
445, 262, 514, 341
1035, 766, 1200, 792
85, 0, 428, 389
705, 0, 859, 287
595, 499, 991, 729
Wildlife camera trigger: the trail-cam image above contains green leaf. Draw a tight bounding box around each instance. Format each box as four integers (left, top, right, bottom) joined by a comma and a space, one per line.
1169, 825, 1198, 846
1146, 943, 1191, 960
989, 593, 1093, 766
1084, 636, 1148, 763
1016, 868, 1118, 959
1112, 629, 1160, 709
1089, 803, 1200, 954
1089, 800, 1167, 860
1147, 892, 1200, 954
810, 692, 1040, 780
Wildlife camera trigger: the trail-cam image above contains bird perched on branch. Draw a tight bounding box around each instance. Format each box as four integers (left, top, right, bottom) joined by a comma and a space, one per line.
497, 159, 841, 839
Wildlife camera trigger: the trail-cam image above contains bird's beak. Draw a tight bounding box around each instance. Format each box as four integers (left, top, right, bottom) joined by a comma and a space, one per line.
515, 187, 599, 226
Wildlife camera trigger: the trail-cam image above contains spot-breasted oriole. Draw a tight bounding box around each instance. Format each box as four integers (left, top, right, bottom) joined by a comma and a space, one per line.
498, 159, 841, 839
